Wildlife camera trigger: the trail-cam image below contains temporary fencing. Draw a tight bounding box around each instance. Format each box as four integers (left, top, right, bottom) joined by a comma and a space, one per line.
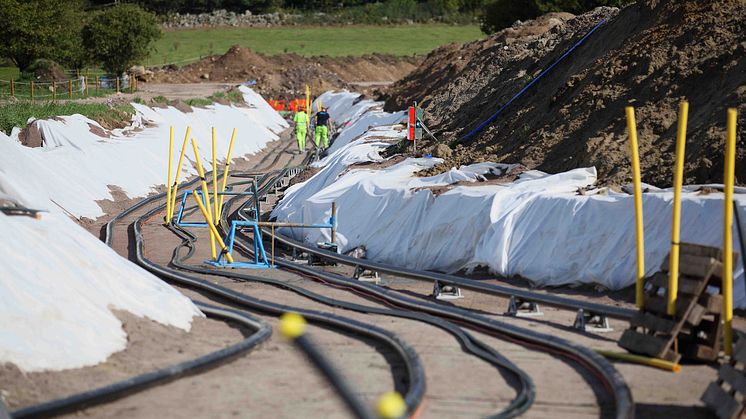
0, 74, 139, 101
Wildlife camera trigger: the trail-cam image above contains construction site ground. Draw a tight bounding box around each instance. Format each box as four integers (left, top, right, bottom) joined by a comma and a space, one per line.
2, 132, 739, 419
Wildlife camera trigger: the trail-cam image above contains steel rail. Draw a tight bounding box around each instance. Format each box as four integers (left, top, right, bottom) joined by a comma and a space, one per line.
267, 230, 635, 320
102, 142, 426, 416
124, 193, 427, 417
175, 218, 535, 418
229, 168, 634, 419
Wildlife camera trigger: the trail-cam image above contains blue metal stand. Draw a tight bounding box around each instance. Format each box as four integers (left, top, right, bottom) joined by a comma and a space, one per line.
205, 220, 273, 269
174, 189, 253, 227
175, 190, 209, 227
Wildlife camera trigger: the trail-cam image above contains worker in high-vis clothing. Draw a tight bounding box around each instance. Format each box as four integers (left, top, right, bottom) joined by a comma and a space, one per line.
313, 106, 331, 149
293, 107, 308, 153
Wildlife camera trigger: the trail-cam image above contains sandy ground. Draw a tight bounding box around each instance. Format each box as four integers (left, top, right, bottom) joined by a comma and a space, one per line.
2, 128, 738, 418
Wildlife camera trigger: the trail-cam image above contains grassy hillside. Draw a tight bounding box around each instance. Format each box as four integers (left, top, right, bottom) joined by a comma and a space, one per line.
147, 24, 483, 66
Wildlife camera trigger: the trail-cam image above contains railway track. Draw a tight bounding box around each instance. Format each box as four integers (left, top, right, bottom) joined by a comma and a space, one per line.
9, 136, 637, 418
218, 165, 635, 418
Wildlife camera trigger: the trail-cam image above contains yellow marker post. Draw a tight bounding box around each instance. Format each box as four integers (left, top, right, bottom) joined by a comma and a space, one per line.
279, 312, 307, 339
667, 101, 689, 315
166, 127, 174, 223
168, 126, 192, 221
211, 127, 219, 223
192, 188, 234, 264
218, 128, 238, 217
377, 392, 406, 419
723, 108, 737, 356
626, 106, 645, 309
191, 138, 218, 260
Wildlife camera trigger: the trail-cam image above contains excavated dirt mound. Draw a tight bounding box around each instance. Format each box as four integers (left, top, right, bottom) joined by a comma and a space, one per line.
150, 45, 421, 99
384, 0, 746, 187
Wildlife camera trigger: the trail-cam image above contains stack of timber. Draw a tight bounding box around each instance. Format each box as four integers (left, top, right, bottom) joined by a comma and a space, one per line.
618, 243, 728, 363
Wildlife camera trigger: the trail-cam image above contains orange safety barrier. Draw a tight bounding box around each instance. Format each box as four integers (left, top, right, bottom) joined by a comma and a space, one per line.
268, 99, 287, 111
288, 99, 306, 112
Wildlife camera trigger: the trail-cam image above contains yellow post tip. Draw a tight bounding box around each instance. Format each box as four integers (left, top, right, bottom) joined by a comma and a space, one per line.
377, 392, 406, 419
279, 312, 307, 339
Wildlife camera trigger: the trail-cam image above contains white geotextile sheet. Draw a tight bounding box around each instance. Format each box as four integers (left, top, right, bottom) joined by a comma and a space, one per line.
0, 211, 202, 372
0, 86, 286, 371
275, 91, 746, 308
0, 86, 288, 218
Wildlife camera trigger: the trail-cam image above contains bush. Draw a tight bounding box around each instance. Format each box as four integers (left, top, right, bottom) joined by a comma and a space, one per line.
82, 4, 162, 75
23, 59, 67, 81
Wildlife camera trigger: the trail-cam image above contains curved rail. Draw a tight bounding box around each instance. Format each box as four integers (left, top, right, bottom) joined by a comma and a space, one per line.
127, 195, 427, 416
231, 168, 635, 419
101, 141, 427, 417
176, 218, 535, 418
269, 230, 634, 320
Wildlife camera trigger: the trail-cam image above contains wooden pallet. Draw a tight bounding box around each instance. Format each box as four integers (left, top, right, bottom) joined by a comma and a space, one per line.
702, 337, 746, 419
618, 243, 726, 363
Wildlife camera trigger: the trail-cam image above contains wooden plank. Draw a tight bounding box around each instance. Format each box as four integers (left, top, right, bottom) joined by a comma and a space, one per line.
719, 364, 746, 395
680, 255, 719, 278
681, 242, 722, 259
644, 295, 688, 316
643, 295, 705, 326
702, 381, 743, 419
618, 329, 670, 358
685, 303, 707, 327
701, 294, 724, 314
649, 273, 703, 295
660, 253, 720, 278
643, 295, 672, 315
630, 311, 677, 334
685, 343, 719, 362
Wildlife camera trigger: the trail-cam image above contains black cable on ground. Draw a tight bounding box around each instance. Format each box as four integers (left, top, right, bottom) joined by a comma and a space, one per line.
170, 220, 534, 418
134, 206, 427, 416
227, 170, 634, 419
10, 302, 271, 419
106, 178, 427, 417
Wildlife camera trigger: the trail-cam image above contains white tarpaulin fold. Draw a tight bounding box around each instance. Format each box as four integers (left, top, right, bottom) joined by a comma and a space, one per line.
0, 87, 286, 371
273, 91, 746, 308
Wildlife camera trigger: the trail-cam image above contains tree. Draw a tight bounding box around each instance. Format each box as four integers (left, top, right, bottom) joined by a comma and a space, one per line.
0, 0, 85, 71
82, 4, 162, 75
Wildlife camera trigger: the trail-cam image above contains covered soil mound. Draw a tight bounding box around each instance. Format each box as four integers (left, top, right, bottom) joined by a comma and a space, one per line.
151, 45, 420, 98
383, 0, 746, 186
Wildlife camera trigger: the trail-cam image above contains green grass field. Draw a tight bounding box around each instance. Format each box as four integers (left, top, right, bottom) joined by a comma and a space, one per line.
147, 24, 482, 66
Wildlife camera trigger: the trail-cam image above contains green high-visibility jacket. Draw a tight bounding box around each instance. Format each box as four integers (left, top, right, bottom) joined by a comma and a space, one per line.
294, 111, 308, 126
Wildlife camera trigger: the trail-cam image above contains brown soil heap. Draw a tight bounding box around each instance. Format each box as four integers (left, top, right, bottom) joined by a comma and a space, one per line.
384, 0, 746, 187
151, 45, 421, 99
